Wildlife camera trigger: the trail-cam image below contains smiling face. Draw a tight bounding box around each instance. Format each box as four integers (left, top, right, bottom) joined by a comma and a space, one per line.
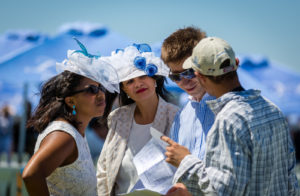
168, 59, 205, 99
121, 75, 157, 103
68, 77, 106, 119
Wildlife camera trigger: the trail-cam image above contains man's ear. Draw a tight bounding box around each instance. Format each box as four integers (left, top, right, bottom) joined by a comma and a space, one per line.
64, 97, 74, 108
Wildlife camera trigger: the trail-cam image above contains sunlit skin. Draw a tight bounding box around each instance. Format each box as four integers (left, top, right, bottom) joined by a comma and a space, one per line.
122, 75, 156, 103
161, 135, 191, 167
165, 183, 193, 196
168, 58, 205, 102
22, 77, 105, 196
67, 78, 106, 135
122, 75, 158, 124
160, 58, 205, 168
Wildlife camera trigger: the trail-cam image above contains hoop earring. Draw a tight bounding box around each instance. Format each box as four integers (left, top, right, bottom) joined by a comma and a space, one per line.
72, 105, 76, 115
155, 82, 157, 88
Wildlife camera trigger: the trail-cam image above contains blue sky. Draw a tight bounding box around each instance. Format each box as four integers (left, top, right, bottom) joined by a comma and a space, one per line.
1, 0, 300, 72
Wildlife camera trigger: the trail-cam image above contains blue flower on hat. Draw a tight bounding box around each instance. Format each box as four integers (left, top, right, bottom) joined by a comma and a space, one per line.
133, 43, 152, 53
133, 56, 158, 77
134, 56, 146, 70
145, 64, 158, 77
115, 48, 124, 53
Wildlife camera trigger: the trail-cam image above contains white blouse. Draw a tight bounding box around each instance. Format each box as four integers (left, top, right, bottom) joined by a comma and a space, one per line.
114, 120, 152, 195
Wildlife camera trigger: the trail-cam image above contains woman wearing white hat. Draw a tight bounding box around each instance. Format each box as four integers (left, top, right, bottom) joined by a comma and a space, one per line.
97, 44, 179, 196
22, 39, 119, 196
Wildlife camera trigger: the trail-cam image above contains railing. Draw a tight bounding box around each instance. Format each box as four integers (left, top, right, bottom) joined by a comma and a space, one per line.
0, 152, 29, 196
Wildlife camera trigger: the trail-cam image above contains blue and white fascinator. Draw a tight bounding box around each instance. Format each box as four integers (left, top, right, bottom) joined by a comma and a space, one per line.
56, 38, 120, 93
100, 43, 169, 82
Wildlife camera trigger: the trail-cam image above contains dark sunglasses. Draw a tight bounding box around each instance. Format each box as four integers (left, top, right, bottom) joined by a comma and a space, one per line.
72, 84, 106, 95
168, 68, 196, 82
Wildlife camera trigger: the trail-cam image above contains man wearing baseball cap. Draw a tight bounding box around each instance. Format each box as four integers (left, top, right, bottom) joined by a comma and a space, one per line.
163, 37, 299, 195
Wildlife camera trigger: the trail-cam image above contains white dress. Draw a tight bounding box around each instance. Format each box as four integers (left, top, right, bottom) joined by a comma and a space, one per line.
34, 121, 97, 196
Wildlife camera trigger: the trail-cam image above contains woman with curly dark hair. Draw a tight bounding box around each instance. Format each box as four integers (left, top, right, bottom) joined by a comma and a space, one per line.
22, 40, 119, 196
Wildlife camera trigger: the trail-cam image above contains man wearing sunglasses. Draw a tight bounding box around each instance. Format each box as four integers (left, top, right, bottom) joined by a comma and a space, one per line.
164, 37, 299, 195
161, 27, 215, 168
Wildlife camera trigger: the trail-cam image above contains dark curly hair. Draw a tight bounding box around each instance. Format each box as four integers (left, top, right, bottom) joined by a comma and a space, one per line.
27, 71, 113, 133
161, 26, 206, 64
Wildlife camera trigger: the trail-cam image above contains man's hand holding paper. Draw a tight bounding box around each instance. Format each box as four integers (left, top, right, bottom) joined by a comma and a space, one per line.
161, 136, 191, 168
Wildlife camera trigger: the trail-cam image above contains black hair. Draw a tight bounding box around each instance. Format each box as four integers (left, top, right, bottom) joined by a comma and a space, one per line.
27, 70, 113, 132
206, 59, 238, 84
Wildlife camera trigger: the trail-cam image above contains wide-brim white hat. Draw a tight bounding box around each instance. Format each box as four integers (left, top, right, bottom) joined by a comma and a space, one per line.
100, 45, 169, 82
56, 50, 120, 93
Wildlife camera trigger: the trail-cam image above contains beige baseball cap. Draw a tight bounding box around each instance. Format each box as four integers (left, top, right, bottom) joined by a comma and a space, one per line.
183, 37, 237, 76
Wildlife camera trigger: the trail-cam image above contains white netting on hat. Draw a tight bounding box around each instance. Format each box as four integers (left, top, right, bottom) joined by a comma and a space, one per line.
100, 45, 169, 82
56, 50, 120, 93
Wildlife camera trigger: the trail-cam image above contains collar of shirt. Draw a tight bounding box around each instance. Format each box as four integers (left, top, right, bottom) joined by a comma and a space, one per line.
188, 95, 200, 102
206, 89, 261, 115
188, 93, 215, 103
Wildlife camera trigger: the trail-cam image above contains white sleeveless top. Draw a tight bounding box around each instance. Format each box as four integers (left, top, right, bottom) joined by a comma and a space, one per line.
34, 121, 97, 196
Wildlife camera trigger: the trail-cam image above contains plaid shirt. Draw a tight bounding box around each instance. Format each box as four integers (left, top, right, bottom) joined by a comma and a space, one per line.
173, 90, 300, 196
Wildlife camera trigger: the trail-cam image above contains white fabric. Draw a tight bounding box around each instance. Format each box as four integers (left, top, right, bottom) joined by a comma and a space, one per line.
115, 120, 152, 195
96, 97, 179, 196
101, 46, 169, 82
128, 120, 153, 155
34, 121, 97, 196
56, 50, 120, 93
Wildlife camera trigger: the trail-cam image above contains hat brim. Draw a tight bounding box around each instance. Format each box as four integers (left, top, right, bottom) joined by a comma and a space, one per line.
183, 56, 203, 73
120, 69, 146, 82
119, 66, 169, 82
182, 56, 193, 69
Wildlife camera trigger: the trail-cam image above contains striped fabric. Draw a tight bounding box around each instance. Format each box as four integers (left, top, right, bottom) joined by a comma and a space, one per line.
173, 89, 300, 195
169, 93, 215, 160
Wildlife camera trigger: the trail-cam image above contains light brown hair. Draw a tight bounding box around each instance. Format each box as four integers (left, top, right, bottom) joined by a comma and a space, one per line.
161, 26, 206, 65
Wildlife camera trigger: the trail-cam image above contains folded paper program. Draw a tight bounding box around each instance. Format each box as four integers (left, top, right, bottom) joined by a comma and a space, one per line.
133, 137, 176, 194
